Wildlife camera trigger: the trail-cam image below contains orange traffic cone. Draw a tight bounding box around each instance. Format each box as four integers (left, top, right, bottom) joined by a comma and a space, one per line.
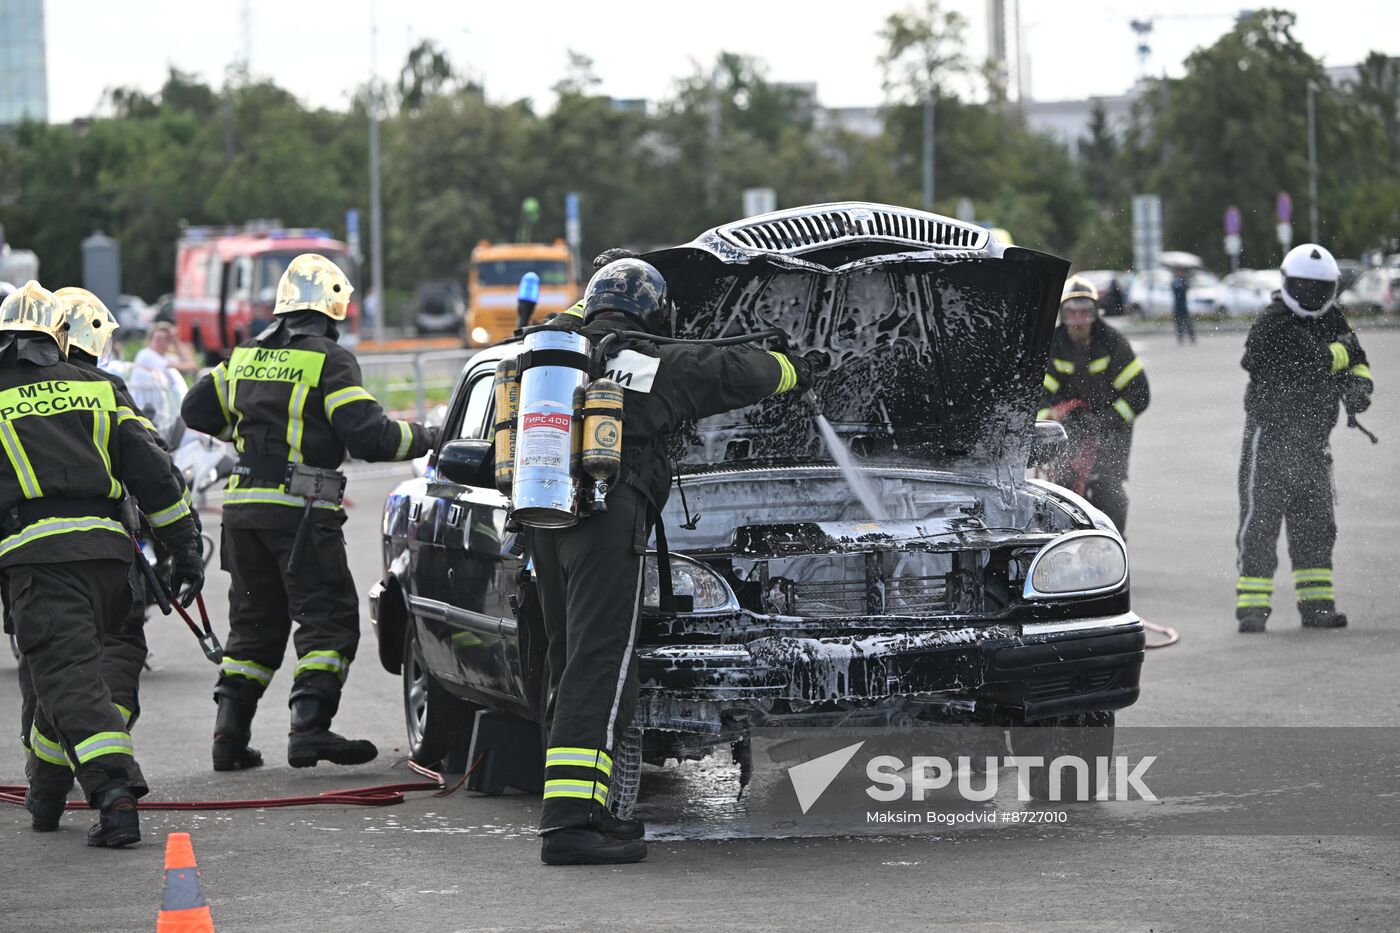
156, 832, 214, 932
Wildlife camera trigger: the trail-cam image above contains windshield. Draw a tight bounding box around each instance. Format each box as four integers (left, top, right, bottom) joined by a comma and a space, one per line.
475, 259, 570, 287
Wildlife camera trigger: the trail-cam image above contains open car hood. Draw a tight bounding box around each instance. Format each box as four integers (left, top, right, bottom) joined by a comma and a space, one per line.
646, 204, 1069, 470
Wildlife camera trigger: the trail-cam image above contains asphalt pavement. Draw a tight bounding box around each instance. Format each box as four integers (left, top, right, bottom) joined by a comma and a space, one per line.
2, 325, 1398, 932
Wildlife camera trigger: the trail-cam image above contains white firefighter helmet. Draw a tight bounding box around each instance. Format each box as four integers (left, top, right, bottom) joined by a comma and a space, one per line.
55, 287, 120, 360
1060, 274, 1100, 317
273, 253, 354, 321
0, 281, 68, 355
1280, 243, 1340, 318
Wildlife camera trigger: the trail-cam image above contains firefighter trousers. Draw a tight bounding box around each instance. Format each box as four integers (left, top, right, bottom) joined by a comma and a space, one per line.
1235, 422, 1338, 616
532, 483, 648, 832
215, 519, 361, 708
9, 558, 148, 805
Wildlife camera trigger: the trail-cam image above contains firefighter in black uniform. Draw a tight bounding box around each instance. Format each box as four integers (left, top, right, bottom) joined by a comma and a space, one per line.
1037, 275, 1150, 534
1, 282, 203, 847
1235, 244, 1373, 633
182, 254, 436, 771
532, 258, 813, 865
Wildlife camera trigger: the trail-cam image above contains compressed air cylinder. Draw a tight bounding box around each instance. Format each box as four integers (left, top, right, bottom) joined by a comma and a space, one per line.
582, 378, 624, 481
511, 330, 591, 528
492, 359, 519, 495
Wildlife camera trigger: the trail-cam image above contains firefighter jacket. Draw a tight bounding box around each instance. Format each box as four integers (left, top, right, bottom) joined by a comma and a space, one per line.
578, 315, 796, 509
182, 312, 434, 529
1038, 319, 1150, 431
0, 346, 197, 568
1242, 297, 1373, 448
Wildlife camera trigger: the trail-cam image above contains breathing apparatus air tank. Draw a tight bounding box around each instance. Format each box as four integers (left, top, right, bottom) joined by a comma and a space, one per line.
510, 330, 592, 527
581, 378, 624, 511
492, 359, 520, 495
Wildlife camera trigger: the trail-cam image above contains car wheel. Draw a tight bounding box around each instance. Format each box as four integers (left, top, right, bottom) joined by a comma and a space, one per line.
402, 622, 473, 768
1009, 710, 1115, 802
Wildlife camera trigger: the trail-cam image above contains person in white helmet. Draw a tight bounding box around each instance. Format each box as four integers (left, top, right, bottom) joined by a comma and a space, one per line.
1234, 244, 1374, 633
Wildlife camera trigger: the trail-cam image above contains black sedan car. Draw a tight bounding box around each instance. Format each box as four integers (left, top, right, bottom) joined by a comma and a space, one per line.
371, 202, 1145, 812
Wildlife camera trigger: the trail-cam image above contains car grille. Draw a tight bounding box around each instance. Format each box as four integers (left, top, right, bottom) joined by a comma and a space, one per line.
788, 575, 953, 618
1024, 670, 1117, 702
718, 204, 988, 255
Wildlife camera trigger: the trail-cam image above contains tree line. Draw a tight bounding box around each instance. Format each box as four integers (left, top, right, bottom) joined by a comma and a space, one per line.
0, 5, 1396, 315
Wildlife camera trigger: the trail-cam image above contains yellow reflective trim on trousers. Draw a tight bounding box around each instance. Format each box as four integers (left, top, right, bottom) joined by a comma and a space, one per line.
545, 747, 614, 776
542, 779, 609, 805
286, 383, 310, 463
29, 725, 72, 768
1328, 342, 1349, 373
1036, 407, 1051, 420
394, 421, 413, 460
766, 351, 797, 394
1112, 357, 1144, 390
1297, 588, 1335, 602
147, 496, 191, 529
324, 385, 377, 419
1052, 358, 1075, 374
1292, 568, 1333, 582
1236, 594, 1272, 607
1113, 398, 1136, 423
0, 516, 126, 559
1236, 578, 1274, 592
1043, 373, 1061, 393
114, 703, 134, 726
0, 421, 42, 498
228, 347, 326, 387
1348, 363, 1372, 381
74, 730, 134, 763
221, 656, 274, 685
295, 650, 349, 681
1089, 355, 1111, 374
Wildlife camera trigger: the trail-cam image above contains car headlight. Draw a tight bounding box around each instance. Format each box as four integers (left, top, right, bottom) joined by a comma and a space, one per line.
1023, 531, 1127, 599
470, 326, 491, 344
642, 553, 738, 613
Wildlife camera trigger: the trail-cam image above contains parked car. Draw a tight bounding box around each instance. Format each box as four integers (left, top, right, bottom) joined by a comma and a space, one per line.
1216, 269, 1282, 317
115, 294, 156, 335
1075, 270, 1130, 316
371, 202, 1146, 811
1339, 267, 1400, 314
1126, 267, 1223, 318
1336, 259, 1364, 295
412, 280, 468, 335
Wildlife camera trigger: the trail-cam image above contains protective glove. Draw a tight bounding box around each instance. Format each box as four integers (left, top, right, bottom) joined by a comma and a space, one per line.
593, 248, 639, 269
168, 542, 204, 608
1330, 332, 1362, 372
425, 424, 442, 452
1344, 377, 1373, 414
787, 353, 815, 395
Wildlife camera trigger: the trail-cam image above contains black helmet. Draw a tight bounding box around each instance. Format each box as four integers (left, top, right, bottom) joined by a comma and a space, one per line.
582, 259, 672, 336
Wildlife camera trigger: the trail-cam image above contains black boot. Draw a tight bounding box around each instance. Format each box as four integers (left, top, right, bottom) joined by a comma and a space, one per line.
86, 787, 140, 848
541, 828, 648, 865
590, 802, 645, 841
1237, 607, 1270, 634
1300, 605, 1348, 629
287, 693, 377, 768
24, 788, 66, 832
212, 688, 264, 772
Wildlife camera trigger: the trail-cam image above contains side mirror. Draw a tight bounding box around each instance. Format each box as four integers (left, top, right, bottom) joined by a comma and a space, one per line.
436, 438, 495, 488
1030, 420, 1068, 466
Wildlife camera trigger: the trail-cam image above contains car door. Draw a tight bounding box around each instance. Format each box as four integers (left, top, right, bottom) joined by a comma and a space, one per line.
418, 357, 523, 702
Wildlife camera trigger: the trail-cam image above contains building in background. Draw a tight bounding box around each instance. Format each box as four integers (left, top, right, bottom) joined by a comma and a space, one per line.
0, 0, 48, 126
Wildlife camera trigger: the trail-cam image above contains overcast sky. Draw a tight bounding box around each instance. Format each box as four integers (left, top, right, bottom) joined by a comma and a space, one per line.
44, 0, 1400, 122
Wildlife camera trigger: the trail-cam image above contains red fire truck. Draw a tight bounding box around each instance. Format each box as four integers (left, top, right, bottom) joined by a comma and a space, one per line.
174, 224, 358, 359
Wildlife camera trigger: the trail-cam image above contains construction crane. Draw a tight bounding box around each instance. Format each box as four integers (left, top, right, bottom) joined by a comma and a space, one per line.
1130, 10, 1254, 81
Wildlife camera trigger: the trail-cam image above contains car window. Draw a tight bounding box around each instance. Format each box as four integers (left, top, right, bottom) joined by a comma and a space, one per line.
1191, 271, 1220, 287
456, 371, 495, 441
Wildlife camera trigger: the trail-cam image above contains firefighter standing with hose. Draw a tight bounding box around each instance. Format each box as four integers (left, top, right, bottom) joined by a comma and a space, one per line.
525, 257, 813, 865
1234, 244, 1373, 633
1037, 274, 1150, 535
1, 282, 203, 847
182, 254, 437, 772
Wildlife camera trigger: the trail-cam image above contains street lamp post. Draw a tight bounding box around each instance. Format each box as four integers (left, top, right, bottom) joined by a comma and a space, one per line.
368, 8, 386, 346
1306, 81, 1319, 243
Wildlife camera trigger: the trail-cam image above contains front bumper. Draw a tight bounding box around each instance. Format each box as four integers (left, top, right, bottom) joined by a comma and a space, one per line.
636, 612, 1144, 721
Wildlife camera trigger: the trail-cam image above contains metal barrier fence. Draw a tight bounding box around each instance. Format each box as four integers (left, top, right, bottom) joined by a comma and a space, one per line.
358, 348, 477, 421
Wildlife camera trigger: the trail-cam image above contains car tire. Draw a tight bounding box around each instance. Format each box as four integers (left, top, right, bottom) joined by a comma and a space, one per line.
402, 622, 474, 768
1009, 710, 1115, 802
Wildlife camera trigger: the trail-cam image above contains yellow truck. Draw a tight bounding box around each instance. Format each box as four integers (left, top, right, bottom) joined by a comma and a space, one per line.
466, 240, 580, 346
